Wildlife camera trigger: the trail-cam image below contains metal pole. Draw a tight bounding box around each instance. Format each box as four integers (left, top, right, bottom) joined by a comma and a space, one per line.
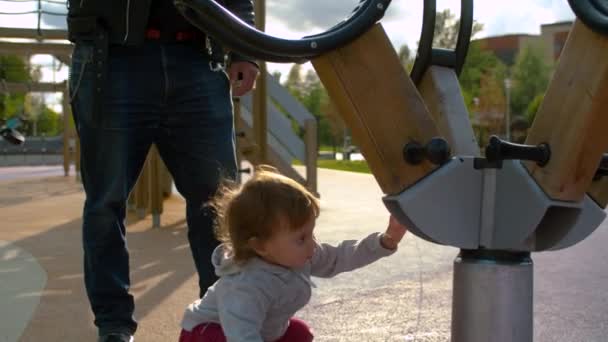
451, 250, 533, 342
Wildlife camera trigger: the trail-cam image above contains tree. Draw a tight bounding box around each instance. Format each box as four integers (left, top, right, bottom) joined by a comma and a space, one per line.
321, 95, 347, 152
456, 42, 508, 146
22, 93, 46, 136
475, 72, 507, 146
459, 42, 507, 109
299, 70, 335, 148
37, 107, 62, 136
271, 71, 282, 82
510, 45, 551, 116
525, 93, 544, 125
284, 64, 304, 100
0, 55, 31, 122
433, 9, 484, 49
0, 55, 30, 82
398, 44, 414, 72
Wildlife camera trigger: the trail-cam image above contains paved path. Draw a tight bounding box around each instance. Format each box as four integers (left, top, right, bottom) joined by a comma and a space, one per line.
0, 165, 71, 182
1, 166, 608, 341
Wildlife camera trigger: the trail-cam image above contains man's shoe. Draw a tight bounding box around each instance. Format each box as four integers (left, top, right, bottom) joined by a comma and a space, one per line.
98, 333, 134, 342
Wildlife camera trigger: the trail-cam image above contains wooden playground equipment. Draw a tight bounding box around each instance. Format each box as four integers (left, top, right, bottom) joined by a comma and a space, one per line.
2, 0, 607, 338
174, 0, 608, 340
0, 27, 170, 225
0, 7, 318, 226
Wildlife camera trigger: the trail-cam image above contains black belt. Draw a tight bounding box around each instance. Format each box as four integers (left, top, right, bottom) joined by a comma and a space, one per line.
144, 28, 204, 43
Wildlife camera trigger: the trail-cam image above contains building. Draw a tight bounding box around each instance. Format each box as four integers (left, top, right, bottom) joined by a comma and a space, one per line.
474, 21, 573, 66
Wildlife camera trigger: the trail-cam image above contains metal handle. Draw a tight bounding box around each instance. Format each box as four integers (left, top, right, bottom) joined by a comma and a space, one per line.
410, 0, 474, 84
568, 0, 608, 35
174, 0, 391, 63
485, 135, 551, 167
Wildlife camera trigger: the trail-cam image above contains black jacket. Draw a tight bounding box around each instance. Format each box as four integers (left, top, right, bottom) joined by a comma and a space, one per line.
67, 0, 255, 63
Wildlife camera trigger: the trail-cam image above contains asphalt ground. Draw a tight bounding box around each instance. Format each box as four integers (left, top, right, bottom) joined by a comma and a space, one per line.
1, 166, 607, 341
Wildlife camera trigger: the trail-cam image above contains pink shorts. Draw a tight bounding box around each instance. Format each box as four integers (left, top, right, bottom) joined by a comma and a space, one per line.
179, 317, 314, 342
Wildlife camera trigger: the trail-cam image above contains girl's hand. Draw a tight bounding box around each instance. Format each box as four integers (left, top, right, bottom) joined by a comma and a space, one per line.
380, 215, 408, 250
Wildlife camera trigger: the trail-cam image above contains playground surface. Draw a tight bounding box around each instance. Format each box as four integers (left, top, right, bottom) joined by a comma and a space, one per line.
1, 166, 608, 341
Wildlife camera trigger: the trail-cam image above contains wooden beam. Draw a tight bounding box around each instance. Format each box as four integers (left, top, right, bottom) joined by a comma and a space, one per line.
252, 0, 268, 163
588, 177, 608, 207
135, 156, 151, 219
149, 145, 163, 227
0, 27, 68, 40
525, 20, 608, 202
312, 24, 440, 195
1, 81, 67, 94
418, 66, 479, 156
304, 119, 318, 196
0, 41, 72, 57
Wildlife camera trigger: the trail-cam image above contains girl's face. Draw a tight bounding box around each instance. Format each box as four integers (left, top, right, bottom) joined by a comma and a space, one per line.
255, 214, 316, 269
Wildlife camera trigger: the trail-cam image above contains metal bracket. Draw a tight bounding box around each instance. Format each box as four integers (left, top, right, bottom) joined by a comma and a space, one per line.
383, 157, 606, 252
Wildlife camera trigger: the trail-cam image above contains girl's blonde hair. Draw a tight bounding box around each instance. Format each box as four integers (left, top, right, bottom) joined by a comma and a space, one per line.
209, 166, 320, 264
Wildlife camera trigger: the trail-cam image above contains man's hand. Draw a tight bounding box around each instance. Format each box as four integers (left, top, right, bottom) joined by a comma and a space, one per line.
380, 215, 408, 250
228, 61, 259, 97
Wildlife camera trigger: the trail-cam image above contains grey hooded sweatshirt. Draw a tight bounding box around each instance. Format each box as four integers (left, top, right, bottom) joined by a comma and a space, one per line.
181, 232, 396, 341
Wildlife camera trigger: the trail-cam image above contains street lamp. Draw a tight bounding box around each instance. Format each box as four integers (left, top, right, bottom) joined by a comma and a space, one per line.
504, 78, 512, 141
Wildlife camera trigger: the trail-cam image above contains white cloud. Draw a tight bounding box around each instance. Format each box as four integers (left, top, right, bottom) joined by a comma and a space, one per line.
265, 0, 575, 78
0, 0, 576, 81
0, 1, 67, 29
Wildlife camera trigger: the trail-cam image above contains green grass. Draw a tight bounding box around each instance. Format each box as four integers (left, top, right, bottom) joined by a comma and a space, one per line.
316, 159, 371, 174
293, 159, 371, 174
318, 145, 337, 152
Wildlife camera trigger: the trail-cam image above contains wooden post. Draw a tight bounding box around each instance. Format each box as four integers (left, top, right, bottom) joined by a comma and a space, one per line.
304, 119, 318, 196
312, 24, 440, 195
525, 20, 608, 202
252, 0, 267, 163
418, 66, 479, 156
233, 97, 244, 182
161, 160, 172, 198
588, 177, 608, 207
62, 87, 71, 176
135, 156, 150, 219
149, 145, 162, 228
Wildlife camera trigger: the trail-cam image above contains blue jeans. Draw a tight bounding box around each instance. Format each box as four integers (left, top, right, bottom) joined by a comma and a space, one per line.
69, 40, 237, 336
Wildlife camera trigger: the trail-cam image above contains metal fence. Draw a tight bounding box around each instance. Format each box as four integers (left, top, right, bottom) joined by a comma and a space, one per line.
0, 135, 65, 166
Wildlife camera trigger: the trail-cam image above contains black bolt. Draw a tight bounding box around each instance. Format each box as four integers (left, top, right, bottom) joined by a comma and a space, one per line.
403, 137, 451, 166
403, 141, 425, 165
426, 137, 451, 165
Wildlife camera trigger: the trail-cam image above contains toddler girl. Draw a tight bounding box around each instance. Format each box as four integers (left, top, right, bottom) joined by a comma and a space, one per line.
179, 166, 408, 341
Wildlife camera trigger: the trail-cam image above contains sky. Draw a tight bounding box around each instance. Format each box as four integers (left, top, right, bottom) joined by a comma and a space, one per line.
0, 0, 576, 109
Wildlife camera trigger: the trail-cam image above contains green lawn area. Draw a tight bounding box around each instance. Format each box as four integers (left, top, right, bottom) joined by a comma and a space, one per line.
293, 158, 371, 174
316, 159, 371, 174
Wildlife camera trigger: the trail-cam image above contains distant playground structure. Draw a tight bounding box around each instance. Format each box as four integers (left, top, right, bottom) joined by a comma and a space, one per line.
1, 0, 608, 340
0, 0, 319, 226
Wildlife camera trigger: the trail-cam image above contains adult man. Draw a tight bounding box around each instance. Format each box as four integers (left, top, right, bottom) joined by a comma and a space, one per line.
66, 0, 259, 340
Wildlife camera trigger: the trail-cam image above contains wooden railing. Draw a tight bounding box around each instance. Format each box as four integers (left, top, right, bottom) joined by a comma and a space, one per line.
236, 73, 318, 195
